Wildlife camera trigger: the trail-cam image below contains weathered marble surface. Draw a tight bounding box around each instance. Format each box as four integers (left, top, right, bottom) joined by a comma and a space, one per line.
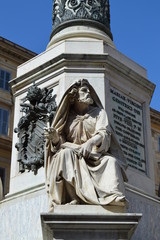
0, 188, 48, 240
127, 188, 160, 240
41, 205, 141, 240
0, 186, 159, 240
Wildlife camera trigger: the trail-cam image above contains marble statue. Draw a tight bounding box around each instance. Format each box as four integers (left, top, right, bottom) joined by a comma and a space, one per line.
44, 79, 128, 211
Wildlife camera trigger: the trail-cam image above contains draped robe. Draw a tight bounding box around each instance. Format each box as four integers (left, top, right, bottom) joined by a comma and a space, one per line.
46, 105, 127, 208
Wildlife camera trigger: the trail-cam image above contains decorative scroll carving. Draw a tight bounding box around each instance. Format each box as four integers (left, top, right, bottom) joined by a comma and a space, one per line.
51, 0, 112, 38
14, 84, 57, 175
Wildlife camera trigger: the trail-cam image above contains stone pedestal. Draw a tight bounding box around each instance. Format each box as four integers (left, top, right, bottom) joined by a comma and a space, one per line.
41, 206, 142, 240
9, 38, 155, 197
5, 16, 156, 240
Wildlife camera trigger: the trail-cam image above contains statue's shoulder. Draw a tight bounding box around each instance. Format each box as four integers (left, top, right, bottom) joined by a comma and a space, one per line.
88, 106, 104, 116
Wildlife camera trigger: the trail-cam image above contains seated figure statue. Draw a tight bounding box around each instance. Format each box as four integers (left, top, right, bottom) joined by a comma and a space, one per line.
44, 79, 128, 211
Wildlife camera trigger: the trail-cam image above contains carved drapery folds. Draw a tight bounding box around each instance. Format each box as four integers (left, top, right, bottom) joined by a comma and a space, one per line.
15, 84, 57, 175
51, 0, 112, 39
45, 79, 127, 209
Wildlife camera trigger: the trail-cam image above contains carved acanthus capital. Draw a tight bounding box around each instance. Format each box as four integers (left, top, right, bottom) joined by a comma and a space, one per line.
51, 0, 112, 39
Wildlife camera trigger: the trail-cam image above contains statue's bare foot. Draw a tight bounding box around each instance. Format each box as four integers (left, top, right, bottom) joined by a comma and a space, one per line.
49, 206, 54, 213
49, 202, 57, 213
110, 197, 128, 207
65, 199, 79, 205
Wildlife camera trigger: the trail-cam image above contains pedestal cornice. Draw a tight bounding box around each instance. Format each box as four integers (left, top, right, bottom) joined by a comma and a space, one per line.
10, 51, 155, 100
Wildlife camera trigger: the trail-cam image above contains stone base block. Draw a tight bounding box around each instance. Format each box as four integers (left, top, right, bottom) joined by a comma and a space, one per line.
41, 205, 142, 240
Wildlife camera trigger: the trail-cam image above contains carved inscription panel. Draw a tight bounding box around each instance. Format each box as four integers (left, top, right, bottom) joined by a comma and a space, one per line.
110, 86, 146, 173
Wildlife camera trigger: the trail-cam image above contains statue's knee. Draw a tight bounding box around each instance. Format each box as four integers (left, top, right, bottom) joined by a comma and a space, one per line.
61, 148, 73, 156
56, 148, 74, 165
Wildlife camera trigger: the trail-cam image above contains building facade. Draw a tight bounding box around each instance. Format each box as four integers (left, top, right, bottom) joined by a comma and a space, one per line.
150, 108, 160, 197
0, 36, 36, 196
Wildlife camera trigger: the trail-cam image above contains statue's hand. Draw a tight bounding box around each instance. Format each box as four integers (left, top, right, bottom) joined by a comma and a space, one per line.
79, 139, 94, 159
44, 127, 59, 145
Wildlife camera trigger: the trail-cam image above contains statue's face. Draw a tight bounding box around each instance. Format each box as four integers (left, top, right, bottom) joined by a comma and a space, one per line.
77, 85, 93, 105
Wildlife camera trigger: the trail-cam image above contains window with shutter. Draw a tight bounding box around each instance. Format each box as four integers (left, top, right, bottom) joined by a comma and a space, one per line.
0, 69, 11, 91
0, 108, 9, 135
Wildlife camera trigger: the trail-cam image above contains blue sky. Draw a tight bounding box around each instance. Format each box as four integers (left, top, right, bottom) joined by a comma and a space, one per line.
0, 0, 160, 111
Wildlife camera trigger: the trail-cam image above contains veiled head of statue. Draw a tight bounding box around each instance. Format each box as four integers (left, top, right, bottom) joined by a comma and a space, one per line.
52, 79, 104, 130
70, 79, 93, 105
67, 79, 102, 108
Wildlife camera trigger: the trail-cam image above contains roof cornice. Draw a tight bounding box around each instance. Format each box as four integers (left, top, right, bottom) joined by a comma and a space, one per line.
150, 108, 160, 125
0, 36, 37, 62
